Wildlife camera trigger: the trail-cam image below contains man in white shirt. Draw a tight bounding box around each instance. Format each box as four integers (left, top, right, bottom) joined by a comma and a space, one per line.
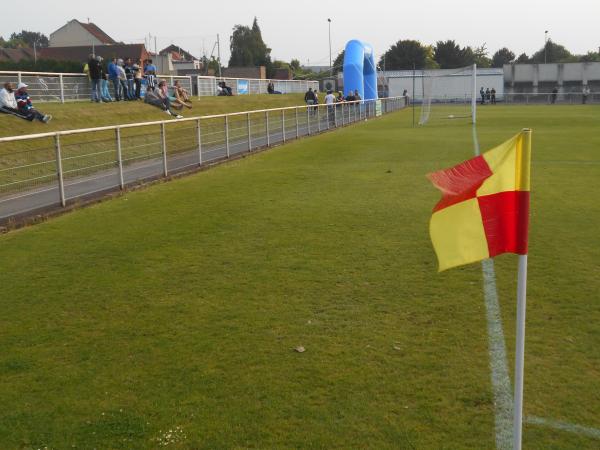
325, 90, 336, 125
0, 82, 29, 120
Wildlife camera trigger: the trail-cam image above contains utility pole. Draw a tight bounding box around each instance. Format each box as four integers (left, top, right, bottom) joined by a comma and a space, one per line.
33, 41, 37, 64
216, 34, 222, 78
327, 18, 332, 76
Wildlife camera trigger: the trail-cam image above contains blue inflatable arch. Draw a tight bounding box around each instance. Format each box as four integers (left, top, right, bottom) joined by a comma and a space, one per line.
343, 40, 378, 101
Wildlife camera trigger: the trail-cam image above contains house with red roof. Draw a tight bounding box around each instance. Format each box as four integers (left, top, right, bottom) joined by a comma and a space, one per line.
49, 19, 116, 48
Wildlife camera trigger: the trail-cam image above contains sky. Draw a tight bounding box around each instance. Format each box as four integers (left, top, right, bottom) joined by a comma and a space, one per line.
1, 0, 599, 66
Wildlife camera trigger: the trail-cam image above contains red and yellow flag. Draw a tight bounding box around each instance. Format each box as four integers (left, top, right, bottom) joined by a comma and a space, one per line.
428, 130, 531, 271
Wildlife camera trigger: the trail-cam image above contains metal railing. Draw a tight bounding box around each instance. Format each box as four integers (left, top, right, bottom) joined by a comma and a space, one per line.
0, 96, 406, 221
412, 92, 600, 105
0, 71, 194, 103
196, 76, 319, 96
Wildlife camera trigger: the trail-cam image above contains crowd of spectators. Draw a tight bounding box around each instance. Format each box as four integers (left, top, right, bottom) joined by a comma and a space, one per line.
83, 54, 192, 118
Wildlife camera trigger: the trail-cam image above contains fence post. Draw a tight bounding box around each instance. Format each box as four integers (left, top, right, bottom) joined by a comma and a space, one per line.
161, 122, 168, 176
334, 104, 337, 127
54, 134, 66, 207
317, 105, 321, 132
115, 127, 124, 189
265, 111, 270, 146
307, 107, 311, 135
342, 102, 345, 126
295, 107, 299, 138
59, 74, 65, 103
225, 115, 230, 157
282, 109, 286, 143
169, 76, 174, 87
247, 112, 252, 151
196, 119, 202, 165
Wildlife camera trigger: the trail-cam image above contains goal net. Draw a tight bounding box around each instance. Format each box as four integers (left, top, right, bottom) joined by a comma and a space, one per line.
419, 65, 476, 125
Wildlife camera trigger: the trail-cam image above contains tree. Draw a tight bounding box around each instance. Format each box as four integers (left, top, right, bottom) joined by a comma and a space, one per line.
379, 39, 435, 70
579, 51, 600, 62
472, 44, 492, 68
492, 47, 516, 67
228, 17, 272, 73
515, 53, 530, 64
332, 50, 345, 75
289, 59, 301, 71
10, 30, 49, 48
433, 40, 473, 69
531, 39, 575, 63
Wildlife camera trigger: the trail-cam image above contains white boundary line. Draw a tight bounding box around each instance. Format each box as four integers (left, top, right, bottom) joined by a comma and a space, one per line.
525, 416, 600, 440
481, 259, 514, 450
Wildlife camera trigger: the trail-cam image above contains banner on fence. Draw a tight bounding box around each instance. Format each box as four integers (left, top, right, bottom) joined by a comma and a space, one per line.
237, 80, 249, 95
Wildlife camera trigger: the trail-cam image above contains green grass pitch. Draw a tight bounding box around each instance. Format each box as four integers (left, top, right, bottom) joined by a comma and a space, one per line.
0, 105, 598, 449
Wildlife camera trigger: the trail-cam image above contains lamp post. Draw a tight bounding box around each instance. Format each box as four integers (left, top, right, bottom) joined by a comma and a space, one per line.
327, 18, 332, 76
544, 30, 549, 64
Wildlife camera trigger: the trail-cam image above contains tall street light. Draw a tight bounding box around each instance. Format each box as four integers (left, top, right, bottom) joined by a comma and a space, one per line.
328, 18, 332, 76
544, 30, 549, 64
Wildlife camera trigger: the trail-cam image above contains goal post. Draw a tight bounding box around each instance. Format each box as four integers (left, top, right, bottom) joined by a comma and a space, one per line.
418, 64, 478, 126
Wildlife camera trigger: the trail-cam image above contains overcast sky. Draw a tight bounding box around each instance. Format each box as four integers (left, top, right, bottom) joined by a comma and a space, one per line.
2, 0, 598, 66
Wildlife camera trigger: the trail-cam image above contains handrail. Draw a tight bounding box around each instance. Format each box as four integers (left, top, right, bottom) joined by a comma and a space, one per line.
0, 70, 192, 78
0, 96, 404, 143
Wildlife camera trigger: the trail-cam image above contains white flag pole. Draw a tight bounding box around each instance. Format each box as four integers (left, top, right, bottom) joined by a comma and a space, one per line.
513, 253, 528, 450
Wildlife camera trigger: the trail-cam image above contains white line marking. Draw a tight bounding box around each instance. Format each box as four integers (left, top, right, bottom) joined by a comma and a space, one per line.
525, 415, 600, 440
482, 259, 514, 450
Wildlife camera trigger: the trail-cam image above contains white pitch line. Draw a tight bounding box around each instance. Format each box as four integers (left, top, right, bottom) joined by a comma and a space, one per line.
525, 415, 600, 440
481, 259, 515, 450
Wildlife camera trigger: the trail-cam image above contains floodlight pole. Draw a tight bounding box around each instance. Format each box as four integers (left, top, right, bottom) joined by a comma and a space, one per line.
544, 31, 548, 64
327, 18, 332, 76
472, 63, 477, 124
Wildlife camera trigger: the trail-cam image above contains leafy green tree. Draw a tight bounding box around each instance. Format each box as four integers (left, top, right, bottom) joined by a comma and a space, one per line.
433, 40, 473, 68
228, 17, 272, 74
332, 50, 345, 75
290, 59, 301, 71
579, 51, 600, 62
531, 39, 575, 63
379, 40, 435, 70
10, 30, 49, 48
515, 53, 530, 63
492, 47, 516, 67
472, 44, 491, 68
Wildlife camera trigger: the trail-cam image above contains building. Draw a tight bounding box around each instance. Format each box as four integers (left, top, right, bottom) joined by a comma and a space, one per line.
504, 62, 600, 93
40, 44, 149, 65
0, 48, 34, 63
49, 19, 116, 48
223, 66, 266, 79
159, 45, 203, 74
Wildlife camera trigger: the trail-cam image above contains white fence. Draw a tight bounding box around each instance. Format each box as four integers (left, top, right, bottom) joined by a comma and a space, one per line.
196, 76, 318, 96
0, 71, 319, 102
0, 71, 194, 103
0, 96, 406, 222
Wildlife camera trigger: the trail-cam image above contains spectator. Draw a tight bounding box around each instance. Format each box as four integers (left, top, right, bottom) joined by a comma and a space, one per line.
0, 82, 30, 120
14, 83, 52, 123
117, 59, 129, 100
88, 54, 103, 103
145, 80, 183, 118
485, 88, 491, 102
267, 80, 281, 94
345, 90, 355, 102
325, 89, 336, 125
582, 85, 590, 104
491, 87, 497, 104
551, 87, 558, 104
304, 87, 316, 106
101, 73, 113, 102
124, 58, 135, 100
313, 88, 319, 114
480, 87, 485, 105
354, 89, 361, 101
217, 81, 233, 96
108, 58, 121, 101
133, 60, 143, 99
402, 89, 409, 105
83, 53, 92, 79
336, 92, 344, 102
173, 80, 192, 109
144, 59, 157, 92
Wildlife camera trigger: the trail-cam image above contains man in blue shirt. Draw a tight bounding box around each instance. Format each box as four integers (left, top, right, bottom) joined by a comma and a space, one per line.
108, 58, 121, 101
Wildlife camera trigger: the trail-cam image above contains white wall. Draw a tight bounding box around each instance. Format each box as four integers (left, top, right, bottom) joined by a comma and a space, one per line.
49, 20, 102, 48
388, 69, 503, 99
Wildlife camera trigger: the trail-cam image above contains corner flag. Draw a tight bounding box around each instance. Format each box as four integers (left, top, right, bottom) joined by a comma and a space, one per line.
427, 131, 531, 271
